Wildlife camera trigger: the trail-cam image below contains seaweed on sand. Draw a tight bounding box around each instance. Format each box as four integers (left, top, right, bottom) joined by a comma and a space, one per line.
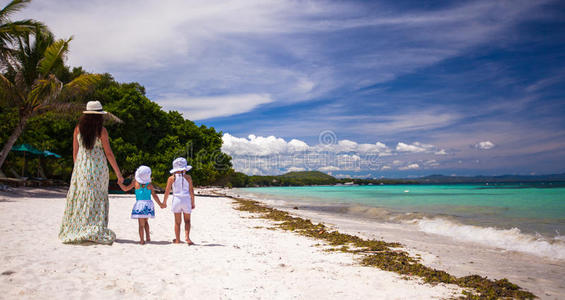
226, 195, 536, 300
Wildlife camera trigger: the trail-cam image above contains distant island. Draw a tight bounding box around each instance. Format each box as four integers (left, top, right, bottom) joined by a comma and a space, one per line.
218, 171, 565, 187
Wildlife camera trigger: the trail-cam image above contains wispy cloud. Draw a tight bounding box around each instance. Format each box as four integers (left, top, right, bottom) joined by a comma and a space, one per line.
158, 93, 273, 120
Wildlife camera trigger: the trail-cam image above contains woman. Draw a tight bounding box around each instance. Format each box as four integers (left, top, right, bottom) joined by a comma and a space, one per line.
59, 101, 124, 245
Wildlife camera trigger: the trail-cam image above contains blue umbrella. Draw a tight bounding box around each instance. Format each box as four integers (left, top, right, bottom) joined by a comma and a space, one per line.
42, 150, 62, 158
11, 144, 43, 176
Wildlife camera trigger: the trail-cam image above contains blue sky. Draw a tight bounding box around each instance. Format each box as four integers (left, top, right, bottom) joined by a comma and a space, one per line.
18, 0, 565, 177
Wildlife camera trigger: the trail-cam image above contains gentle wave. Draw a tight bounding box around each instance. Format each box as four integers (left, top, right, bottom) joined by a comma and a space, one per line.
414, 218, 565, 260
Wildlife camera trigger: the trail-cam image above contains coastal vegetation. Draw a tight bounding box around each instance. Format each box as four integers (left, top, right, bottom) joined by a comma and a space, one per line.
220, 170, 565, 188
227, 194, 536, 299
219, 170, 419, 187
0, 73, 232, 186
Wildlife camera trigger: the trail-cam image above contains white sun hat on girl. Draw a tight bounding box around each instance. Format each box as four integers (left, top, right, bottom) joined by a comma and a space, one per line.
170, 157, 192, 174
135, 165, 152, 184
83, 100, 107, 114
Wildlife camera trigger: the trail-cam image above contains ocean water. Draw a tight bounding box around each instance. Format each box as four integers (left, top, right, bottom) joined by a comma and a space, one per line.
234, 183, 565, 259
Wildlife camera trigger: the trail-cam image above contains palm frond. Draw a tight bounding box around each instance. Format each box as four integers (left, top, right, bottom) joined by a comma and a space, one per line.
0, 0, 32, 23
58, 73, 102, 102
37, 37, 71, 77
0, 73, 20, 107
104, 112, 123, 124
32, 101, 83, 116
28, 74, 62, 108
34, 102, 123, 124
0, 19, 46, 35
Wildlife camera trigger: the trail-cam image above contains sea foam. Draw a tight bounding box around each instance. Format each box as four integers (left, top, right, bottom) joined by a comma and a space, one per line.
414, 218, 565, 260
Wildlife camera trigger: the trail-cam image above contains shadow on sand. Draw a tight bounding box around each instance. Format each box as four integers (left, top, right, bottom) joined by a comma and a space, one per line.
114, 239, 172, 245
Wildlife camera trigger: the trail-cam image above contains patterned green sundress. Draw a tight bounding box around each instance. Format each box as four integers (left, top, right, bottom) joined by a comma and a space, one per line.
59, 133, 116, 244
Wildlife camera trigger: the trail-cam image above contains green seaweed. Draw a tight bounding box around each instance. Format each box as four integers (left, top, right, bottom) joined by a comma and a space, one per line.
227, 195, 536, 300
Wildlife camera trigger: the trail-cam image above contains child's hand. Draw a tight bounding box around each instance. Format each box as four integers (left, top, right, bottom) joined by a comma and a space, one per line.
160, 203, 167, 209
191, 203, 195, 209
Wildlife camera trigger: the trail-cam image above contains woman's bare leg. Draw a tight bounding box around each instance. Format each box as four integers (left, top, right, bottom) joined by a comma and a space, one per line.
144, 220, 150, 242
183, 213, 193, 245
138, 219, 146, 245
173, 213, 182, 243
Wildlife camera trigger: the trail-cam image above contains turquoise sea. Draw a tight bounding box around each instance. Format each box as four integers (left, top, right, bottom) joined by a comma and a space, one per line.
235, 183, 565, 259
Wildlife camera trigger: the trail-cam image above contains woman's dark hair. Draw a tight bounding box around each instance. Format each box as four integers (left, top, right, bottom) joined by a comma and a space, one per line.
78, 114, 103, 149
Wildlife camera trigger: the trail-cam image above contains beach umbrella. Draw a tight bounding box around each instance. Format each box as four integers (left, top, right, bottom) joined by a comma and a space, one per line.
10, 144, 43, 177
11, 144, 43, 155
42, 150, 62, 159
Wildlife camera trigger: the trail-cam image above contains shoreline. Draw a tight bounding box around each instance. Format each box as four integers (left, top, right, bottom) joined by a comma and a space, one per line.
218, 188, 564, 299
1, 187, 463, 299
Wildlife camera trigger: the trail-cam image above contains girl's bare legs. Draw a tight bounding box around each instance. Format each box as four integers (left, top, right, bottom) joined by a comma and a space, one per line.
184, 213, 193, 245
173, 213, 182, 243
138, 218, 147, 245
144, 221, 150, 242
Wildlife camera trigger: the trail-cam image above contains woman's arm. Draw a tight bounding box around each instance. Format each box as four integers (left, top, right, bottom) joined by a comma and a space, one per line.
185, 174, 195, 209
73, 126, 79, 162
162, 176, 174, 206
100, 127, 123, 184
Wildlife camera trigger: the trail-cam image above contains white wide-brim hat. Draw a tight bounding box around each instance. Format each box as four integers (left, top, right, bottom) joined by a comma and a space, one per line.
83, 100, 107, 114
170, 157, 192, 173
135, 165, 152, 184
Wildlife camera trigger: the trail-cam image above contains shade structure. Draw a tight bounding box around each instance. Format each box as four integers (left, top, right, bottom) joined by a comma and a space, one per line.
42, 150, 61, 158
11, 144, 43, 155
11, 144, 44, 177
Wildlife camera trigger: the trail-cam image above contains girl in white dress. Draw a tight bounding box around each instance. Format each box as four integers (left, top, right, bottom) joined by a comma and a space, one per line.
163, 157, 195, 245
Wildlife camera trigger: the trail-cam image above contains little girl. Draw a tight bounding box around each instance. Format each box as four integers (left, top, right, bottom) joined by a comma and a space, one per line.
118, 165, 164, 245
163, 157, 195, 245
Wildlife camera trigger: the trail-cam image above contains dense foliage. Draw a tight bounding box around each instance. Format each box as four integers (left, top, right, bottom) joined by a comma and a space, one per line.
0, 73, 232, 186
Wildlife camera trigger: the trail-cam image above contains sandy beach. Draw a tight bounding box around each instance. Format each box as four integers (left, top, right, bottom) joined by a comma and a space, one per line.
223, 189, 565, 300
1, 187, 463, 299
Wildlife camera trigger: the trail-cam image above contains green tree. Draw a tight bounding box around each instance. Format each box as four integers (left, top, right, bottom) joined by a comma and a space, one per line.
0, 0, 46, 65
0, 28, 101, 169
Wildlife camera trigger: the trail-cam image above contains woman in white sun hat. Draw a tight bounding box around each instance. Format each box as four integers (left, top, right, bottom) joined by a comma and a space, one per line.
163, 157, 195, 245
59, 101, 124, 245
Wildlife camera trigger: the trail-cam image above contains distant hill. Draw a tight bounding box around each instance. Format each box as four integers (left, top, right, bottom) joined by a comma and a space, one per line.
280, 171, 336, 180
219, 171, 565, 187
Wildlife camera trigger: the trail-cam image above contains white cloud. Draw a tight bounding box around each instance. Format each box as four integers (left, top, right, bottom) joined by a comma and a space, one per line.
474, 141, 496, 150
318, 166, 341, 171
396, 142, 435, 153
158, 93, 273, 120
286, 167, 306, 172
435, 149, 448, 155
399, 163, 420, 170
223, 133, 452, 175
424, 160, 440, 167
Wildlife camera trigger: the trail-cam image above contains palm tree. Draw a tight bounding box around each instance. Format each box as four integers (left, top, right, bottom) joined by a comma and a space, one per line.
0, 0, 46, 67
0, 28, 103, 169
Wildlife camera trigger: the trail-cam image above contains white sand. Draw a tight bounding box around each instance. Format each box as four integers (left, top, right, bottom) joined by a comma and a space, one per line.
0, 187, 461, 299
228, 191, 565, 300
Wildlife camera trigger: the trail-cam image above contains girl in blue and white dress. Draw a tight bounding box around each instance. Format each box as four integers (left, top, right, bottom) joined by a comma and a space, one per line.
118, 166, 164, 245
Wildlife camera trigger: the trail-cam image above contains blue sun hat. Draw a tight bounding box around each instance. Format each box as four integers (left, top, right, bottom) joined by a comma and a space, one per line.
170, 157, 192, 174
135, 165, 152, 184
